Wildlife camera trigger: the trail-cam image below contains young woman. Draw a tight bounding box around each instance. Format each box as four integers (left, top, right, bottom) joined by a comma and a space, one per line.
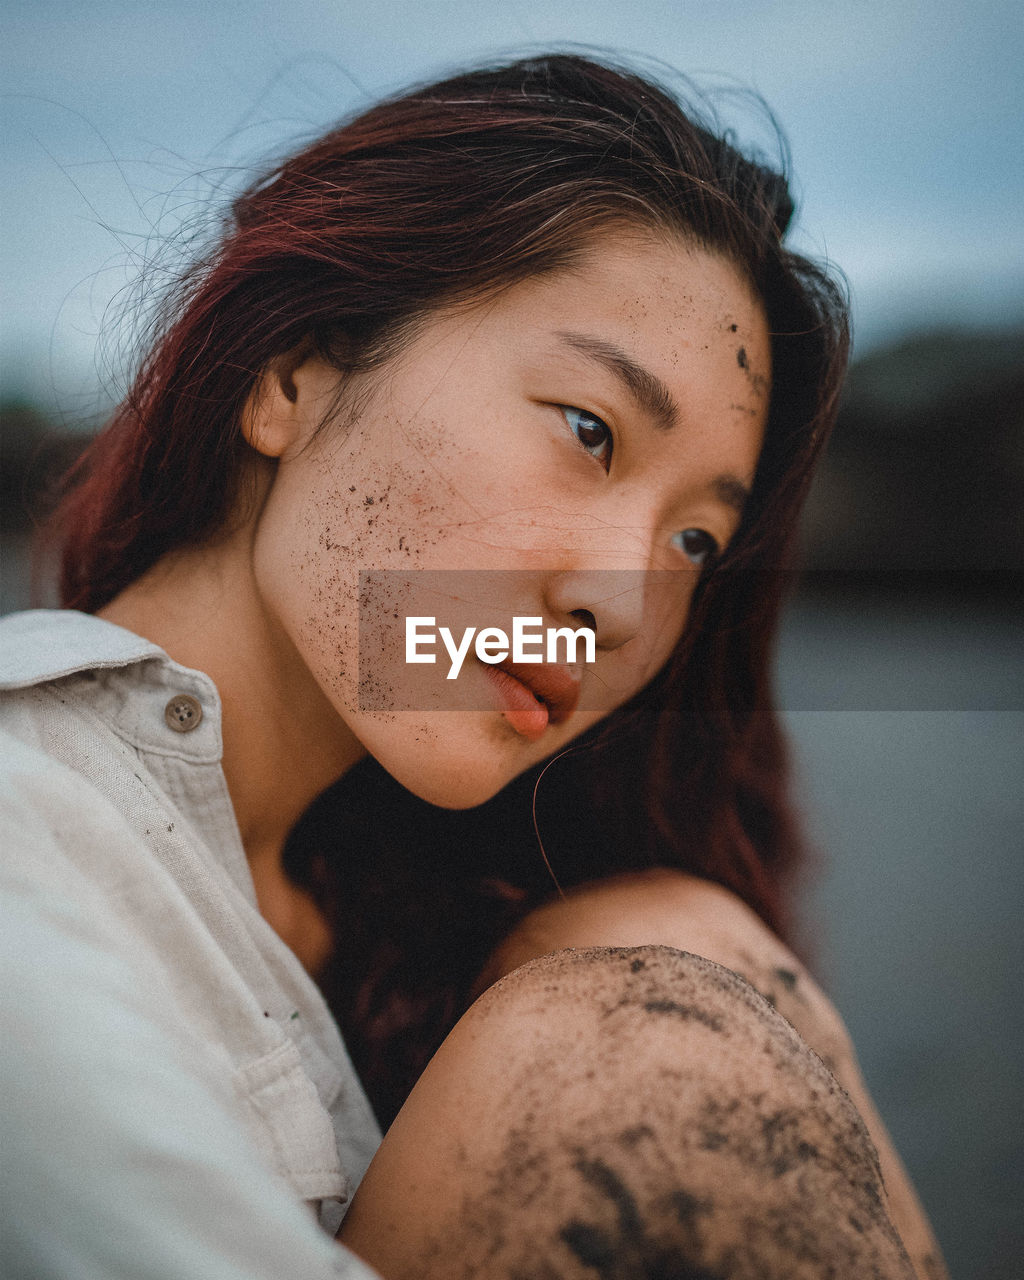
0, 55, 946, 1279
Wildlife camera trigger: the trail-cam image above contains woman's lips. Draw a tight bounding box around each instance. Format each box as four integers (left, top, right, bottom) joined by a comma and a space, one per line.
481, 659, 582, 742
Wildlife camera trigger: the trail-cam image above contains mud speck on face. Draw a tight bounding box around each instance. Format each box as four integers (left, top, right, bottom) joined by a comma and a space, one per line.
736, 346, 749, 369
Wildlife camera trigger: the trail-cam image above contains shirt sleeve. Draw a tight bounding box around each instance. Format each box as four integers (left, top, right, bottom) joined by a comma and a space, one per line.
0, 740, 381, 1280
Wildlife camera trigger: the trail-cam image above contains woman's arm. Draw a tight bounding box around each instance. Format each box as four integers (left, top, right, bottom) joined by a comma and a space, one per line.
472, 868, 948, 1280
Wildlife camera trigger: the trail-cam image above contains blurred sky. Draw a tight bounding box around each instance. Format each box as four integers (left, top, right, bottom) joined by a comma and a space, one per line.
3, 0, 1023, 413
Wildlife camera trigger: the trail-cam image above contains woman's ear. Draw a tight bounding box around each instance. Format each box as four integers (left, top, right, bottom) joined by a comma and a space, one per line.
241, 337, 324, 459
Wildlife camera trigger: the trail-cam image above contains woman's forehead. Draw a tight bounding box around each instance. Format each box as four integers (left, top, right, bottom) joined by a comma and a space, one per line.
419, 231, 768, 367
410, 231, 771, 431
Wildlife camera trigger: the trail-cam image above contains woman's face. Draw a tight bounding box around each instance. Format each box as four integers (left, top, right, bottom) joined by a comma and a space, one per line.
249, 230, 771, 805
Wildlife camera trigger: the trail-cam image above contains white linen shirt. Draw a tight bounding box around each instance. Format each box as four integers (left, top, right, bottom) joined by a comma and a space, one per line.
0, 610, 382, 1280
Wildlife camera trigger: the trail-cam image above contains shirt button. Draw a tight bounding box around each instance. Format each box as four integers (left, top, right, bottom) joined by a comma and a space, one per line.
164, 694, 203, 733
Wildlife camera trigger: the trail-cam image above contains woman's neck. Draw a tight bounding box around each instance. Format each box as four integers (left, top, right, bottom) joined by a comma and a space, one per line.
98, 534, 366, 962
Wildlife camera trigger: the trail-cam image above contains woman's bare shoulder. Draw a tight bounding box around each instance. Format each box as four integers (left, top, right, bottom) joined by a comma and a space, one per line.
476, 868, 949, 1279
479, 868, 850, 1071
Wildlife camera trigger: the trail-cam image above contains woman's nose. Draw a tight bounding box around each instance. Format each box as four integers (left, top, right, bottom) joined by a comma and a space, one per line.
542, 568, 648, 653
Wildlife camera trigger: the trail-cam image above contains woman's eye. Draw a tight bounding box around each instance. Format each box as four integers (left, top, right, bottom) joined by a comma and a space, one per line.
672, 528, 720, 568
561, 406, 612, 467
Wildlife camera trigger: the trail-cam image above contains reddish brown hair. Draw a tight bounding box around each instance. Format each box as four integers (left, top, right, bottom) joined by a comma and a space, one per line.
53, 55, 848, 1125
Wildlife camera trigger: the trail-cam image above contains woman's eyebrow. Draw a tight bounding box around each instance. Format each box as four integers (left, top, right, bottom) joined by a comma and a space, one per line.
555, 329, 753, 512
714, 475, 751, 514
554, 330, 679, 432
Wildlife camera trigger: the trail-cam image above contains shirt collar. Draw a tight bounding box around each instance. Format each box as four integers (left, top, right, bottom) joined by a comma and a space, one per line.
0, 609, 164, 688
1, 610, 224, 764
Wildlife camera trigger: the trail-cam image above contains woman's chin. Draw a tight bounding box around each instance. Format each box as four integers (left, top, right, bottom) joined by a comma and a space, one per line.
381, 758, 513, 811
351, 707, 556, 810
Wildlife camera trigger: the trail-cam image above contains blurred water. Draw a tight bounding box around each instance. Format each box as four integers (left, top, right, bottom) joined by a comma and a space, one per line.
778, 595, 1024, 1279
